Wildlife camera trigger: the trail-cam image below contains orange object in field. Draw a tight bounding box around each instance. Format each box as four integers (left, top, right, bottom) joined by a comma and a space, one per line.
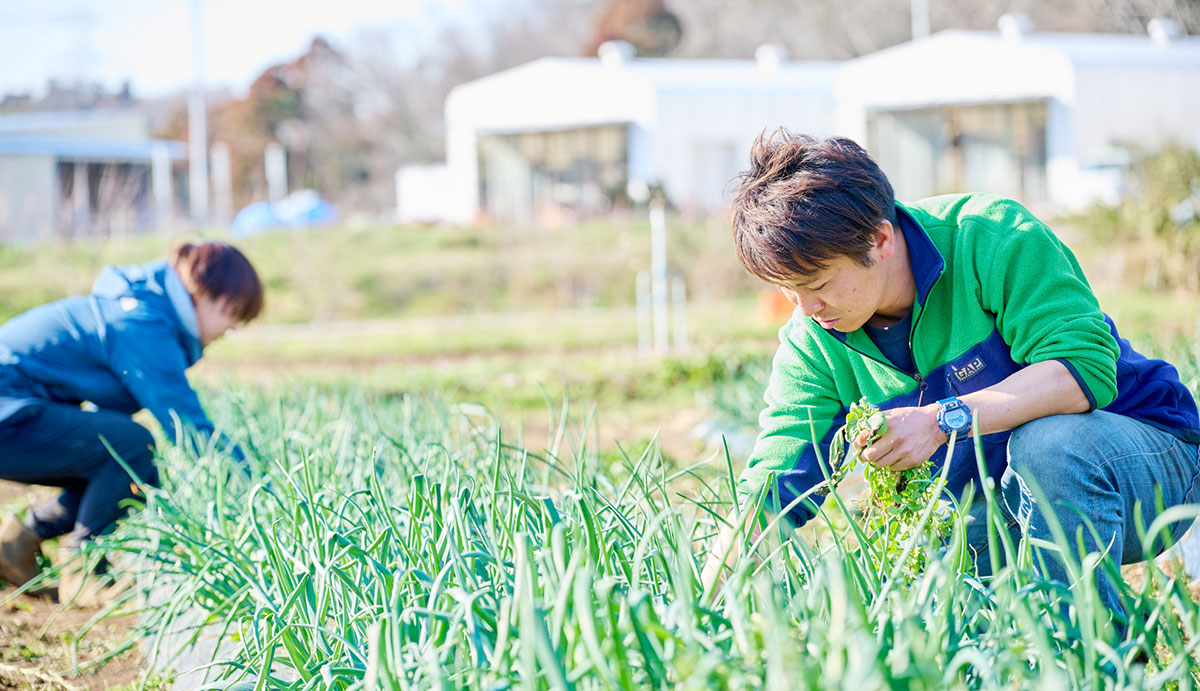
757, 287, 796, 325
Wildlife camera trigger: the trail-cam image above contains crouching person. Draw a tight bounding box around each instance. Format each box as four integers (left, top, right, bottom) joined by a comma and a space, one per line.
704, 130, 1200, 628
0, 242, 263, 601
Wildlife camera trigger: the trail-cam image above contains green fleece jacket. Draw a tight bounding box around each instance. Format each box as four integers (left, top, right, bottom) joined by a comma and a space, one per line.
737, 193, 1200, 525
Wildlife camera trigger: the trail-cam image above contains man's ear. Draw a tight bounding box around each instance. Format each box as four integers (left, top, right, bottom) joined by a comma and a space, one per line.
874, 220, 896, 259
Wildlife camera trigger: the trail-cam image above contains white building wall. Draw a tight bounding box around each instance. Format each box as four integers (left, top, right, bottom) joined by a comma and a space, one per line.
651, 91, 741, 210
444, 60, 657, 225
1072, 65, 1200, 154
651, 85, 837, 211
626, 123, 655, 193
394, 164, 455, 224
835, 33, 1075, 146
1051, 63, 1200, 209
1044, 97, 1079, 210
443, 108, 479, 226
0, 156, 56, 241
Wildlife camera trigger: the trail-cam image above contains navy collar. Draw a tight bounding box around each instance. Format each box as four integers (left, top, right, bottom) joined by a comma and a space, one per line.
823, 203, 945, 342
895, 202, 945, 306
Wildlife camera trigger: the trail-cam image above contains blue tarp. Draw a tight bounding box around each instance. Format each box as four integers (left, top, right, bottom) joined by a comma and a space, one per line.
231, 190, 339, 236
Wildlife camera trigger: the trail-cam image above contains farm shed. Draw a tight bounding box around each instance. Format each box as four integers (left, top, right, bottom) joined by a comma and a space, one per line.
835, 18, 1200, 211
406, 42, 839, 225
0, 109, 186, 241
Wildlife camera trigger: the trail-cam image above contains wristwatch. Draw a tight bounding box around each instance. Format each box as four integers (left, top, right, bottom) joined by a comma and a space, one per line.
936, 397, 972, 437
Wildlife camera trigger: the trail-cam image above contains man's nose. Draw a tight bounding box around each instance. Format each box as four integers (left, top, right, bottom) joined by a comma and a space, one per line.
779, 287, 823, 317
796, 293, 824, 317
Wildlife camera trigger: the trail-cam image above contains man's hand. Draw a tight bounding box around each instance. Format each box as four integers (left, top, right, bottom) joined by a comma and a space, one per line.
854, 404, 948, 471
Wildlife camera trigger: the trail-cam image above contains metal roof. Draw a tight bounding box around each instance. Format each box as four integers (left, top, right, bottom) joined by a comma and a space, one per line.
851, 29, 1200, 69
0, 136, 187, 161
0, 108, 148, 135
457, 55, 841, 95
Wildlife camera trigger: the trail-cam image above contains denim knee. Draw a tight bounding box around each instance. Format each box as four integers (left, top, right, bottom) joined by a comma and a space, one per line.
1006, 414, 1087, 488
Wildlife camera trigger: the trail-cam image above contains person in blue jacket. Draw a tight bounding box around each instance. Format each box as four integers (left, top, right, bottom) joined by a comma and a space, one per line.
0, 241, 263, 593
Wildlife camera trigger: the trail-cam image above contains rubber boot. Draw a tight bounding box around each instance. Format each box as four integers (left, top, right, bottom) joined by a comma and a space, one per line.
0, 514, 43, 588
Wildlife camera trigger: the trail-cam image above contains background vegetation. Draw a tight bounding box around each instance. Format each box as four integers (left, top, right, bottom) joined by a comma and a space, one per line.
1069, 145, 1200, 293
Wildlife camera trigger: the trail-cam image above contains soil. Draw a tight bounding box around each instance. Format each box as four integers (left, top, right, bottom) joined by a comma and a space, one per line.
0, 599, 142, 691
1119, 559, 1200, 602
0, 481, 147, 690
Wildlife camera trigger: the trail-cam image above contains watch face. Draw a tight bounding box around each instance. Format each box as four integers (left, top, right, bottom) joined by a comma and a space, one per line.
945, 408, 970, 429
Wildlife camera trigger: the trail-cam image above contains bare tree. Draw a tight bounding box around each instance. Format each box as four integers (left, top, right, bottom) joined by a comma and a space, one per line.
669, 0, 1198, 61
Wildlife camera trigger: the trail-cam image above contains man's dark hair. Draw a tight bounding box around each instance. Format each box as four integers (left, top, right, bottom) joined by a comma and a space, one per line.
730, 129, 898, 283
171, 242, 264, 322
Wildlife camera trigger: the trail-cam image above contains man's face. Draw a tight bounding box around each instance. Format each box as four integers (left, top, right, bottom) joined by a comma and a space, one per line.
775, 252, 886, 332
770, 220, 908, 333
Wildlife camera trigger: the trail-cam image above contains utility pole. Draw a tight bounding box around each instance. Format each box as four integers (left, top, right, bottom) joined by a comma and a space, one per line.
633, 182, 688, 358
649, 199, 669, 356
265, 142, 288, 205
911, 0, 930, 39
188, 0, 209, 228
211, 142, 233, 226
152, 142, 174, 230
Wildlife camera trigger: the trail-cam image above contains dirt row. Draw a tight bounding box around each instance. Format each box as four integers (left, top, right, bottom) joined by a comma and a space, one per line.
1, 481, 144, 689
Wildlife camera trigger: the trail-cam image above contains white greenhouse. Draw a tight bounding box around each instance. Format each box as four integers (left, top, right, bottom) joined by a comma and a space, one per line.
405, 42, 839, 225
835, 18, 1200, 211
398, 19, 1200, 224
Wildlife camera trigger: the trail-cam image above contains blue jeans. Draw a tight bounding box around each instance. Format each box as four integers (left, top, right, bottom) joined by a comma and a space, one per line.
0, 402, 158, 550
965, 411, 1200, 616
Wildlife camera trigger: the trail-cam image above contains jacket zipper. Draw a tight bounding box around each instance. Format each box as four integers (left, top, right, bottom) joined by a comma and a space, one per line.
836, 331, 928, 405
833, 295, 932, 405
908, 305, 929, 406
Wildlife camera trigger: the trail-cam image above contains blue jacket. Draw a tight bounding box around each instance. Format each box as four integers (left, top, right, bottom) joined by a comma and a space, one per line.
0, 259, 244, 461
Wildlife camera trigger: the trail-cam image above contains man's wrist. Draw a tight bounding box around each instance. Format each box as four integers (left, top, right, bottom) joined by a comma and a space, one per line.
935, 396, 974, 441
924, 405, 949, 446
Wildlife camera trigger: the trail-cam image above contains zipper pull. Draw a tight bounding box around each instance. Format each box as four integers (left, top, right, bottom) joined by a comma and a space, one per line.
946, 372, 962, 395
914, 372, 928, 406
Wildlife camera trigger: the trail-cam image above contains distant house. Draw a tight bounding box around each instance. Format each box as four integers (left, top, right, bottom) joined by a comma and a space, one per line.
0, 109, 186, 241
835, 17, 1200, 211
402, 42, 840, 225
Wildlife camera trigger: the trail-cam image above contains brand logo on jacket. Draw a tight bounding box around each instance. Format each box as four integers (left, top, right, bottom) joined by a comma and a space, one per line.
953, 356, 986, 382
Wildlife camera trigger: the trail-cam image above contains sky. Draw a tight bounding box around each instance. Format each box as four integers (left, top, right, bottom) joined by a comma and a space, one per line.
0, 0, 470, 99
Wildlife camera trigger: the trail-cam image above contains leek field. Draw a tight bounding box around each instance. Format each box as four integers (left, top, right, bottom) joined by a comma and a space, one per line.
96, 354, 1200, 688
1, 214, 1199, 689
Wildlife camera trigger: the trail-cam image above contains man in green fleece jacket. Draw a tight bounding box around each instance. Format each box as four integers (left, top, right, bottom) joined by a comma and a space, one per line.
708, 129, 1200, 617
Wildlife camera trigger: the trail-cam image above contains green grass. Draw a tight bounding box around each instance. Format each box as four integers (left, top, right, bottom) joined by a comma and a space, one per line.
0, 215, 759, 326
203, 298, 777, 365
65, 386, 1200, 689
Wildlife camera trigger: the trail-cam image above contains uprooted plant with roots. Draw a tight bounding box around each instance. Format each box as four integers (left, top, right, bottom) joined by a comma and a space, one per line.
824, 396, 957, 581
